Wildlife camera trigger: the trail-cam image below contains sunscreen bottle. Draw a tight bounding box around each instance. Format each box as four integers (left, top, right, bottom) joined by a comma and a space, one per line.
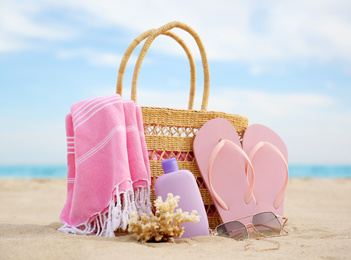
154, 158, 209, 238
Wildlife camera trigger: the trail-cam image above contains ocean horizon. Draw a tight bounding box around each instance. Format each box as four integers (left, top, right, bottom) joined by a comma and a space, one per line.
0, 165, 350, 178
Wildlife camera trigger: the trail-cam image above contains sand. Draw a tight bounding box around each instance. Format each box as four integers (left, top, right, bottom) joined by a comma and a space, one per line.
1, 178, 351, 259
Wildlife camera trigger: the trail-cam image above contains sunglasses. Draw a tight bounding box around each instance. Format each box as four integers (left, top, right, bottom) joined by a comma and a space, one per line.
215, 212, 287, 240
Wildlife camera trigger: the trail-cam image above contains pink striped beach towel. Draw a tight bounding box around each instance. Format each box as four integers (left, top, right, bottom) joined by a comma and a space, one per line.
59, 94, 151, 237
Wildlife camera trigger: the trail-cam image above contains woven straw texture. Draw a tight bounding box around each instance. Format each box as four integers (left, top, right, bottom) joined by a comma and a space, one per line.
117, 21, 249, 229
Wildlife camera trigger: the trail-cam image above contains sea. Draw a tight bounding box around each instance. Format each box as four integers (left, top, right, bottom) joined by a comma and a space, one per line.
0, 165, 350, 178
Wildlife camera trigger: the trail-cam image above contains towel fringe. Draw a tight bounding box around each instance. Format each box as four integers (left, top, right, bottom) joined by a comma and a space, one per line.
59, 184, 151, 237
134, 184, 152, 216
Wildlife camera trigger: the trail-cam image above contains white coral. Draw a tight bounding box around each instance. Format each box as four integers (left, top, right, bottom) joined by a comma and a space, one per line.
128, 193, 200, 242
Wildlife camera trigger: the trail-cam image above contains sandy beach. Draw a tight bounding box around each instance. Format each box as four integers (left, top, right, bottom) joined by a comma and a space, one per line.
1, 178, 350, 259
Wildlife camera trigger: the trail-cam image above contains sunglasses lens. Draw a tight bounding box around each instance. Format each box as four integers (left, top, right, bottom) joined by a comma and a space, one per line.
216, 221, 248, 240
252, 212, 282, 236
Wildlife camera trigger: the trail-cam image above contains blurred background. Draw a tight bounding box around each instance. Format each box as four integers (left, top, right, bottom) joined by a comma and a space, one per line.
1, 0, 350, 172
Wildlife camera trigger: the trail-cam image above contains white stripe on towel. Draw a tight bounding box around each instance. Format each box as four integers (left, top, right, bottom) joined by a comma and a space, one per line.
73, 96, 119, 122
73, 99, 122, 131
72, 96, 118, 119
67, 136, 75, 154
76, 125, 126, 166
126, 126, 139, 132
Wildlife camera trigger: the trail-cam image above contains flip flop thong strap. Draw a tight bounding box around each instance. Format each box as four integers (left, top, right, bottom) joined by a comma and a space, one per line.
248, 141, 289, 209
208, 139, 255, 211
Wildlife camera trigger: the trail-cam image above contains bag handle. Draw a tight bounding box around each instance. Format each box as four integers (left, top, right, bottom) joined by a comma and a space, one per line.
116, 29, 197, 109
132, 21, 210, 111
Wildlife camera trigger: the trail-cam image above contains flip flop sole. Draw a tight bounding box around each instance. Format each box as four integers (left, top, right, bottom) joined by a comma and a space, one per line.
194, 118, 257, 224
242, 124, 288, 217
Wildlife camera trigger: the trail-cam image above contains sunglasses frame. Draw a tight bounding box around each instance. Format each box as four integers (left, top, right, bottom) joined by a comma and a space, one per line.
214, 211, 288, 240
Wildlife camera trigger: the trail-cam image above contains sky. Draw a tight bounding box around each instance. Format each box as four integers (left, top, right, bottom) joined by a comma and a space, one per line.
0, 0, 350, 165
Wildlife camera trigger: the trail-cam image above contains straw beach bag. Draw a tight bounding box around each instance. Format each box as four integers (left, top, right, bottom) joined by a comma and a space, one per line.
116, 21, 248, 229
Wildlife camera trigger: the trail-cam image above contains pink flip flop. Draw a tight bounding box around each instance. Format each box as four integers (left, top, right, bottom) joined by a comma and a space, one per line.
242, 124, 288, 217
194, 118, 257, 224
